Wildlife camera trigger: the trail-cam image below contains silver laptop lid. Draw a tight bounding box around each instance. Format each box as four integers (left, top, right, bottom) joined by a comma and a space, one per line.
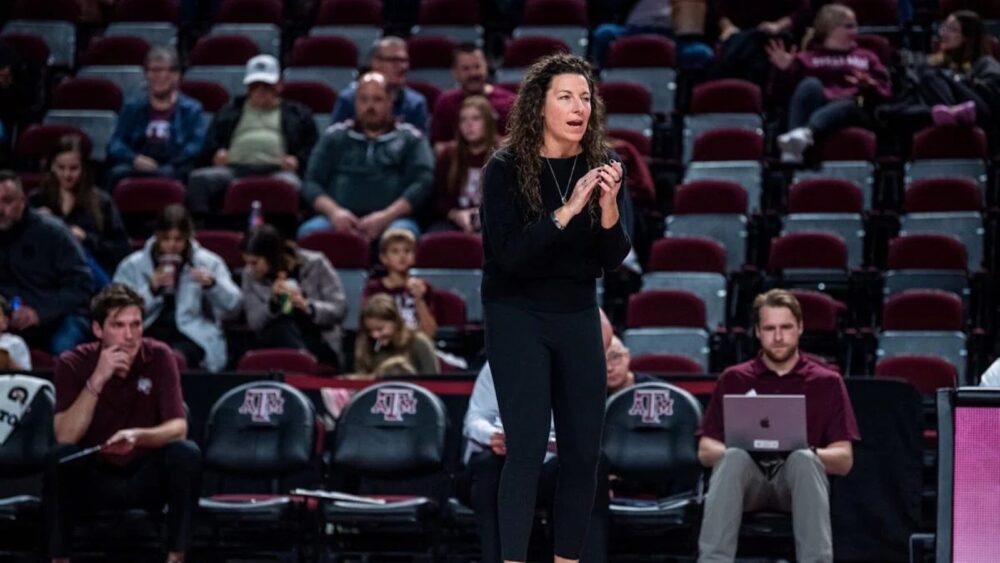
723, 394, 808, 452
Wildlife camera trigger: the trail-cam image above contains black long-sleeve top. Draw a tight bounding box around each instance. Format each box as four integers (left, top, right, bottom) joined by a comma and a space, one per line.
480, 148, 631, 312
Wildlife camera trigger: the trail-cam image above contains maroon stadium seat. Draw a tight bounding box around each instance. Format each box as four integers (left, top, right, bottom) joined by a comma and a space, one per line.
883, 290, 964, 331
691, 128, 763, 162
113, 0, 179, 22
673, 180, 748, 214
790, 289, 843, 332
887, 234, 967, 271
607, 34, 675, 68
16, 124, 92, 162
837, 0, 899, 25
196, 230, 246, 271
767, 232, 848, 273
629, 354, 704, 375
289, 36, 358, 67
0, 34, 50, 67
223, 177, 300, 215
911, 125, 988, 160
626, 289, 707, 329
431, 289, 467, 327
875, 355, 957, 395
815, 127, 877, 162
180, 80, 231, 112
608, 128, 651, 156
598, 82, 652, 115
407, 36, 457, 69
416, 232, 483, 269
904, 178, 982, 213
502, 36, 570, 67
81, 36, 151, 66
417, 0, 480, 25
12, 0, 80, 21
216, 0, 283, 24
689, 79, 761, 114
238, 348, 320, 374
522, 0, 588, 26
939, 0, 1000, 18
298, 230, 370, 269
648, 237, 727, 274
52, 78, 123, 112
189, 35, 259, 66
113, 177, 186, 214
282, 81, 337, 114
788, 178, 864, 213
316, 0, 383, 25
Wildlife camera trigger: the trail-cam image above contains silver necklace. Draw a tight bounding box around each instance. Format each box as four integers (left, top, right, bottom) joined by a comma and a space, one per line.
544, 153, 578, 204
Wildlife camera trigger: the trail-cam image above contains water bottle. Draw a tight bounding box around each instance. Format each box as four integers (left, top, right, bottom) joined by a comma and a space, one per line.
249, 200, 263, 228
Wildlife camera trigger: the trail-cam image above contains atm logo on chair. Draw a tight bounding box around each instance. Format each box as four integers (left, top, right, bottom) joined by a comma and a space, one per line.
371, 388, 418, 422
239, 388, 285, 423
628, 389, 674, 423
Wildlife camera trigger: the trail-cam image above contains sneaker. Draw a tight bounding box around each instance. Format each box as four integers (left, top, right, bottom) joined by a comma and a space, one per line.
778, 127, 813, 164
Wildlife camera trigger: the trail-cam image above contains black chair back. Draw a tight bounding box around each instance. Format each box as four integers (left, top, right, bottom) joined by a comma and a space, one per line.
203, 381, 315, 474
332, 381, 447, 476
0, 376, 54, 477
603, 381, 702, 493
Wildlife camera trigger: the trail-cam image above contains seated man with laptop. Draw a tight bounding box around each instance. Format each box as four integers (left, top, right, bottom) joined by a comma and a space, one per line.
696, 289, 860, 563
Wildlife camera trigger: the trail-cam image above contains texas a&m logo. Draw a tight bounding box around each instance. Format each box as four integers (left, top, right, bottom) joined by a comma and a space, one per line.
628, 389, 674, 423
371, 388, 418, 422
239, 388, 285, 423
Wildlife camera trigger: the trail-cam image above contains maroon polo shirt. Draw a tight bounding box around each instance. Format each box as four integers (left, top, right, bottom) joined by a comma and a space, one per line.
699, 355, 860, 448
54, 338, 186, 455
430, 85, 515, 144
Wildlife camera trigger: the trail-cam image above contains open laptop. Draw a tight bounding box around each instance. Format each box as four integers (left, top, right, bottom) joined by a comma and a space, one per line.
723, 394, 808, 452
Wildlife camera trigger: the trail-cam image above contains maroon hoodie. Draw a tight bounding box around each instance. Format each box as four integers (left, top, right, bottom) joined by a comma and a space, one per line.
775, 46, 892, 102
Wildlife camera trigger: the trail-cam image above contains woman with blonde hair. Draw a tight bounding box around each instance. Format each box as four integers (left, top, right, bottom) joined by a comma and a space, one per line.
354, 294, 438, 375
430, 95, 499, 233
766, 3, 891, 163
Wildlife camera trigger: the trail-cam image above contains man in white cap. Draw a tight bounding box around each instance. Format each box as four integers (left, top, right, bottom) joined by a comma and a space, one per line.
187, 54, 318, 217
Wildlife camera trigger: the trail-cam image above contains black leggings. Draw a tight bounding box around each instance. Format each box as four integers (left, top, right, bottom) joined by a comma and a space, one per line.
484, 302, 607, 561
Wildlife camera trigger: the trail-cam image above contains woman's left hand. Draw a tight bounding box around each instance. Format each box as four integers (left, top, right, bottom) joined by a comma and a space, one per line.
70, 225, 87, 241
596, 161, 623, 208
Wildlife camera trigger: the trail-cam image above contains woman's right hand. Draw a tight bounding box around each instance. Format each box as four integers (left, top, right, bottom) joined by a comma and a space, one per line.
765, 38, 797, 70
271, 271, 288, 297
562, 168, 603, 217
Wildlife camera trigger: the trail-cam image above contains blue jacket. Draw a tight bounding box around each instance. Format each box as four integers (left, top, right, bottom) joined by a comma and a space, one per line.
107, 93, 207, 168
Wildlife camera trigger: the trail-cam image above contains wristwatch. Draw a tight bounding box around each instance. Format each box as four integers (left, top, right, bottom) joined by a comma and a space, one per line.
550, 211, 566, 230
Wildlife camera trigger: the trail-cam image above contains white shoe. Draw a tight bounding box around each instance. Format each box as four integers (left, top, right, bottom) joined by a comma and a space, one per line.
778, 127, 814, 164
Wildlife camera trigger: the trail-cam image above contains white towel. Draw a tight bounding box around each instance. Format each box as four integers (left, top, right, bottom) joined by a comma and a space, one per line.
0, 375, 53, 445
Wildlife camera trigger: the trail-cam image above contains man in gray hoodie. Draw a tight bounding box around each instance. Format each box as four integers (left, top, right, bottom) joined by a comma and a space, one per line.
298, 72, 434, 241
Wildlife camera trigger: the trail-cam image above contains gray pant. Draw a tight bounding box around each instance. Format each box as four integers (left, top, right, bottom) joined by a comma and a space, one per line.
698, 448, 831, 563
186, 165, 301, 215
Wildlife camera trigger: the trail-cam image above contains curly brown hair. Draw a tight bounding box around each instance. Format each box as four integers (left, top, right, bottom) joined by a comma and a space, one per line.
502, 53, 609, 222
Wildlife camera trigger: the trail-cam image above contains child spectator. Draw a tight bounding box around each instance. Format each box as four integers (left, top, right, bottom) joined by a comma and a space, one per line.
430, 95, 498, 233
30, 135, 130, 286
354, 294, 439, 375
113, 205, 242, 372
241, 224, 347, 370
767, 4, 891, 163
0, 295, 31, 370
363, 228, 438, 338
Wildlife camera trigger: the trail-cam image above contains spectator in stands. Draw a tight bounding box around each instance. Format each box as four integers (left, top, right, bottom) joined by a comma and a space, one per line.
31, 136, 130, 287
980, 357, 1000, 387
299, 72, 434, 240
187, 55, 318, 216
0, 295, 31, 370
605, 335, 655, 394
241, 224, 347, 370
460, 310, 616, 563
330, 36, 429, 131
0, 41, 44, 158
363, 228, 437, 338
710, 0, 811, 84
430, 44, 515, 152
106, 47, 207, 190
354, 294, 438, 376
430, 95, 498, 233
767, 3, 891, 163
45, 283, 200, 563
591, 0, 714, 69
879, 10, 1000, 146
0, 171, 92, 356
113, 205, 241, 372
697, 289, 860, 563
